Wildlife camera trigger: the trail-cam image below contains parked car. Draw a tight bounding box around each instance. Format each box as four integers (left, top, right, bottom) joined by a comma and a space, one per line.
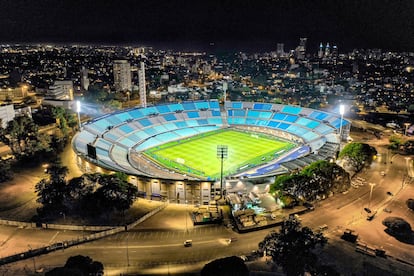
303, 202, 315, 210
383, 208, 392, 213
367, 211, 377, 221
364, 207, 372, 213
318, 224, 329, 231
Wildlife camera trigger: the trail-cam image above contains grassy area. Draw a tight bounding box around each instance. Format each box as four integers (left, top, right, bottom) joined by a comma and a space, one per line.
144, 129, 295, 178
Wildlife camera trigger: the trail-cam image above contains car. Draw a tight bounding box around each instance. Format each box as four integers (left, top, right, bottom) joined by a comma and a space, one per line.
383, 208, 392, 213
364, 207, 372, 213
367, 211, 377, 221
303, 202, 315, 210
226, 237, 238, 244
318, 224, 329, 231
228, 237, 237, 242
184, 240, 192, 247
380, 171, 386, 176
386, 191, 393, 196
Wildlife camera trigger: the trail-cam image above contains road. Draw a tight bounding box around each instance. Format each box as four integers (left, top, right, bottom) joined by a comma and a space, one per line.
1, 133, 413, 275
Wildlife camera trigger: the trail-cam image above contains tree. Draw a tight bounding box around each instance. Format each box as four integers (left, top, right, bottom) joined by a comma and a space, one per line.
64, 175, 96, 213
92, 174, 138, 214
258, 216, 327, 276
0, 159, 14, 183
406, 199, 414, 211
0, 114, 51, 161
85, 83, 109, 103
338, 142, 377, 172
388, 135, 404, 150
270, 161, 350, 203
106, 99, 122, 110
52, 106, 78, 134
46, 255, 103, 276
300, 160, 350, 198
35, 159, 69, 215
201, 256, 249, 276
382, 217, 412, 238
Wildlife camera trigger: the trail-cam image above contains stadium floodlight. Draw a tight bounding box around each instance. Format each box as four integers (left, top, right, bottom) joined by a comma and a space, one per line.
339, 104, 345, 141
217, 145, 228, 199
76, 100, 81, 129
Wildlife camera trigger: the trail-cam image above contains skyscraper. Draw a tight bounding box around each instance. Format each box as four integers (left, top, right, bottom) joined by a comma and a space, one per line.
332, 45, 338, 57
80, 66, 89, 91
138, 62, 147, 108
325, 43, 331, 57
276, 43, 285, 57
296, 38, 307, 60
113, 60, 132, 92
318, 42, 324, 58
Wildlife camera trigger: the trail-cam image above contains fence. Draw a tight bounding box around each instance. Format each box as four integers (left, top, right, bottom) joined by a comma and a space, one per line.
0, 202, 168, 266
0, 219, 114, 231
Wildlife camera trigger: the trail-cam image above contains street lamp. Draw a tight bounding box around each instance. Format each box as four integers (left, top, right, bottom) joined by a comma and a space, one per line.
339, 104, 345, 141
28, 244, 36, 273
126, 91, 130, 108
76, 100, 81, 129
185, 200, 188, 233
368, 183, 375, 208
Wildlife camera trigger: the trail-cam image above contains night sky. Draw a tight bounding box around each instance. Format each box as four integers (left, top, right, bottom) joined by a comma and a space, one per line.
1, 0, 413, 52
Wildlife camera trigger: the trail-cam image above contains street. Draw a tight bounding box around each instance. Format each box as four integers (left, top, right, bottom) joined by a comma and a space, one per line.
1, 133, 413, 275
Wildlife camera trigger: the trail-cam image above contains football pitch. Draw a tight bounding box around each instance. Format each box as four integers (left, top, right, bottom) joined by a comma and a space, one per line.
144, 129, 296, 179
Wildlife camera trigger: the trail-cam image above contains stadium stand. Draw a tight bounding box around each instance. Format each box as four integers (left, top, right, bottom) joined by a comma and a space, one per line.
72, 100, 350, 179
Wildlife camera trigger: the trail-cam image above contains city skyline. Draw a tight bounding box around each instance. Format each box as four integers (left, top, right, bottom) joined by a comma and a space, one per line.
1, 0, 413, 52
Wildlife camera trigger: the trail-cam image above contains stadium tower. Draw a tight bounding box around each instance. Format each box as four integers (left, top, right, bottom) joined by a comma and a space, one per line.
138, 61, 147, 108
113, 60, 132, 92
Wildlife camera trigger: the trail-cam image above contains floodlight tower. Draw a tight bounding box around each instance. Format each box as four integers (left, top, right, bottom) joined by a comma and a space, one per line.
339, 104, 345, 141
217, 145, 228, 199
138, 62, 147, 108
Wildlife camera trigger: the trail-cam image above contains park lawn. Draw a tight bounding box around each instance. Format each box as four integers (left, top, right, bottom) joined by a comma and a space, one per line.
145, 129, 294, 178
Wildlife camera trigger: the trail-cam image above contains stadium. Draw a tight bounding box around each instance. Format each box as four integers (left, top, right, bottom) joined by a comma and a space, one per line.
72, 100, 350, 205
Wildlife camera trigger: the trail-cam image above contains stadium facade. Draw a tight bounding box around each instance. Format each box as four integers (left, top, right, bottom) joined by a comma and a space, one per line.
72, 100, 350, 204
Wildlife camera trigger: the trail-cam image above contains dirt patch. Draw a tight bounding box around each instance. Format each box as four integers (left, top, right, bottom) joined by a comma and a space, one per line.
0, 164, 163, 225
0, 167, 42, 220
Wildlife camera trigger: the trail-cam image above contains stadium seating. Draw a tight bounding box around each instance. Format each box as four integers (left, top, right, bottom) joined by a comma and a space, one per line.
72, 100, 349, 177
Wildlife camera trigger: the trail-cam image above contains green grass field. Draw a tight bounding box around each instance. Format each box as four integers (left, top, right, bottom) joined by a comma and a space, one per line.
144, 129, 296, 179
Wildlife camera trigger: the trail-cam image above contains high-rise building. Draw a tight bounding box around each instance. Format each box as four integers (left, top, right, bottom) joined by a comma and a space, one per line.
332, 45, 338, 58
318, 43, 324, 58
45, 80, 74, 100
276, 43, 285, 56
113, 60, 132, 92
296, 38, 307, 60
325, 43, 331, 57
80, 66, 89, 91
0, 104, 15, 129
138, 62, 147, 108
